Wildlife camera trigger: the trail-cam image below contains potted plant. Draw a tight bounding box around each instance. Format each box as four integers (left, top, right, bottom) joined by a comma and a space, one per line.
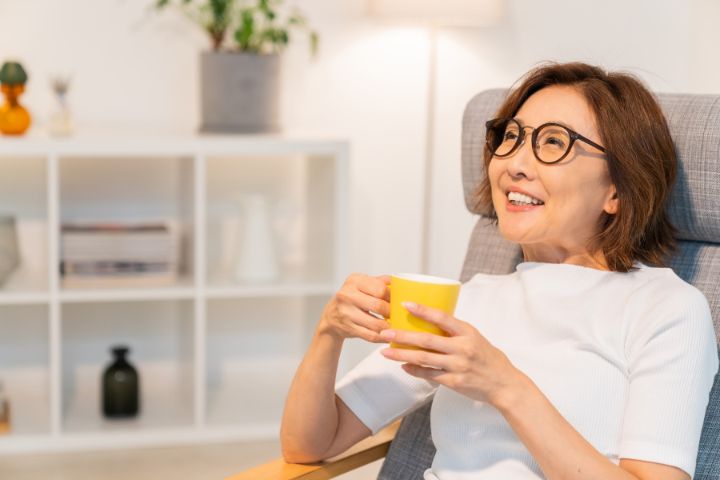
155, 0, 318, 133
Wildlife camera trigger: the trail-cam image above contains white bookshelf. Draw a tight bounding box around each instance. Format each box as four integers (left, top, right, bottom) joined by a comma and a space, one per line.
0, 131, 348, 453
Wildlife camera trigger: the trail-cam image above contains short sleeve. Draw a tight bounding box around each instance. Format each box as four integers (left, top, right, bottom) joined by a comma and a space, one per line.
335, 347, 438, 434
620, 287, 719, 477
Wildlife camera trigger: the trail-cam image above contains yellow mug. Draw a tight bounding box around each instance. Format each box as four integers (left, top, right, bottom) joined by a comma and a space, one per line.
388, 273, 461, 350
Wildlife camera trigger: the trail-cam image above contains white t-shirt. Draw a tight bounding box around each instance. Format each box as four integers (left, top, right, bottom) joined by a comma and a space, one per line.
335, 262, 719, 479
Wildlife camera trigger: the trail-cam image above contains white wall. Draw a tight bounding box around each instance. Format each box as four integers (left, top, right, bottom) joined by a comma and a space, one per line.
2, 0, 719, 366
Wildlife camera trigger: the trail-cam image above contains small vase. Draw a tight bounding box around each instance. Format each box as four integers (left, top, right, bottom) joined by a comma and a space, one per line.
233, 194, 280, 283
49, 94, 73, 137
0, 84, 31, 135
102, 346, 140, 418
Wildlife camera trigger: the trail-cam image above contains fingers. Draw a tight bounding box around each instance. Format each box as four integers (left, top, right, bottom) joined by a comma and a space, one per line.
376, 275, 392, 301
343, 302, 391, 342
380, 345, 452, 370
379, 328, 452, 353
401, 363, 449, 383
346, 308, 389, 335
352, 323, 387, 343
324, 304, 388, 343
402, 302, 465, 336
355, 274, 391, 303
337, 286, 390, 319
341, 274, 391, 317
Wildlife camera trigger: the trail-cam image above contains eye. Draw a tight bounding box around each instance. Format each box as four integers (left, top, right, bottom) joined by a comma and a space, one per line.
537, 126, 570, 151
503, 131, 518, 141
544, 135, 566, 148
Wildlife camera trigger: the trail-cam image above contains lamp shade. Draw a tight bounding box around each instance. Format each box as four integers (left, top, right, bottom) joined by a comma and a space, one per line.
367, 0, 503, 26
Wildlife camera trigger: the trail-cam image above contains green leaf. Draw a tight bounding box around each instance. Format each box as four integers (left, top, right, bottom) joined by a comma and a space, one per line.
233, 8, 256, 51
287, 8, 306, 26
310, 31, 319, 57
154, 0, 319, 56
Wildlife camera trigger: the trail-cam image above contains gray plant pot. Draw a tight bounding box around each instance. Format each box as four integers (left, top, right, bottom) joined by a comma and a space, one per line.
199, 51, 281, 134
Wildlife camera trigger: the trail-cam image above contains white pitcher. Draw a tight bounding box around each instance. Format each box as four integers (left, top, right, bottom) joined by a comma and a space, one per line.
233, 194, 280, 283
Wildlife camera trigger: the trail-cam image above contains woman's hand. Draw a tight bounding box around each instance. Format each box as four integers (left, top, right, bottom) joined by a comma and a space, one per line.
379, 301, 524, 406
318, 273, 391, 343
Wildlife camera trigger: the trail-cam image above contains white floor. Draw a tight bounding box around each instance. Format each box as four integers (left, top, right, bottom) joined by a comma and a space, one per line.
0, 441, 382, 480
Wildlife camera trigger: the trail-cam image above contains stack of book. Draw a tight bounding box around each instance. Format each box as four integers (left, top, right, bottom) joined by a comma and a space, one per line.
61, 222, 179, 288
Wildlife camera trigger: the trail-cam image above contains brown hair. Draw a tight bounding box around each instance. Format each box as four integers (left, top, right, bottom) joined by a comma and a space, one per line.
476, 62, 677, 272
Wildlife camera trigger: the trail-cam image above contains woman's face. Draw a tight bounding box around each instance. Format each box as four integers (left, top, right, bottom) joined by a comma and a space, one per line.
488, 85, 618, 265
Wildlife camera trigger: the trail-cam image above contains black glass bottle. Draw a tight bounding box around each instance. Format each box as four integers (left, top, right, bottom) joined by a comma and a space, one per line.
102, 346, 140, 418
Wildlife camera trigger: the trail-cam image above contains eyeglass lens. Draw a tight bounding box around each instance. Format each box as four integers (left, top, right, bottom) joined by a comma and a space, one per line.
488, 119, 572, 164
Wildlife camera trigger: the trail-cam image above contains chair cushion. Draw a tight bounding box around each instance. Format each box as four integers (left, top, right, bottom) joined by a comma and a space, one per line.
459, 216, 522, 283
671, 240, 720, 477
378, 403, 435, 480
661, 94, 720, 244
670, 241, 720, 341
461, 88, 507, 217
696, 371, 720, 479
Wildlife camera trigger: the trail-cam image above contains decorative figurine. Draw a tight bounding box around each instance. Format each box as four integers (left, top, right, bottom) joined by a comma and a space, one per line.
0, 61, 31, 135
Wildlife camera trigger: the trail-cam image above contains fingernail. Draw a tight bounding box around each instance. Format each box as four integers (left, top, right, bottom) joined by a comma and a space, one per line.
402, 301, 417, 310
380, 329, 396, 340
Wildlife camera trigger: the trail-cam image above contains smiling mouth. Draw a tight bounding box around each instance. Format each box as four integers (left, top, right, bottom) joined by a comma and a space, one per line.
507, 191, 545, 206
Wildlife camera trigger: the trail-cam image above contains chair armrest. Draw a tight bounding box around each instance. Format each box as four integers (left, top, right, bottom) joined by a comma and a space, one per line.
225, 421, 400, 480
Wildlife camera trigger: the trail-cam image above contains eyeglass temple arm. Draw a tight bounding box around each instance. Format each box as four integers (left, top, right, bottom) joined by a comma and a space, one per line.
572, 132, 606, 153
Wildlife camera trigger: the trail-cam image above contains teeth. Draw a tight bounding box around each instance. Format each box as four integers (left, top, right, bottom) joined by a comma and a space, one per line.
508, 191, 544, 205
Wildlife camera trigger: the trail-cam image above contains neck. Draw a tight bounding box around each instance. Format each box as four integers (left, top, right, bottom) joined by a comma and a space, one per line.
521, 245, 610, 271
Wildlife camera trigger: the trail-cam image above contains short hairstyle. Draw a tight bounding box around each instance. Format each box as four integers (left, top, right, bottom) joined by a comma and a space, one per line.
475, 62, 677, 272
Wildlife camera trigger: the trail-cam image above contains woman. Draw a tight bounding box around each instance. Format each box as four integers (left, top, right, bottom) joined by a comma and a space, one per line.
280, 62, 718, 479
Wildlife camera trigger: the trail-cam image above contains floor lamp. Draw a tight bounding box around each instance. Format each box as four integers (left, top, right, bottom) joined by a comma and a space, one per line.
367, 0, 503, 273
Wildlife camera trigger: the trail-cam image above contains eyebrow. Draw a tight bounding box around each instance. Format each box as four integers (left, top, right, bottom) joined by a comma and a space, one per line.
515, 117, 576, 131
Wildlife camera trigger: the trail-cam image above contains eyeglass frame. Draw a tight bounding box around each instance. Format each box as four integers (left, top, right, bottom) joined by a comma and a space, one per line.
484, 117, 608, 164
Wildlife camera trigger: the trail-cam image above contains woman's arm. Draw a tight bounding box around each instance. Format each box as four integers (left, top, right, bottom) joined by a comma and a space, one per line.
379, 302, 690, 480
280, 328, 372, 463
280, 274, 390, 463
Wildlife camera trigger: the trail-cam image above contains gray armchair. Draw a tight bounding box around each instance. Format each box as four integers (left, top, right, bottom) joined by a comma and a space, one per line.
228, 90, 720, 480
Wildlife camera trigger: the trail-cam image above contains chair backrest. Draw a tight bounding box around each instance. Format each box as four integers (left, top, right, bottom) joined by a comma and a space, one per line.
378, 90, 720, 479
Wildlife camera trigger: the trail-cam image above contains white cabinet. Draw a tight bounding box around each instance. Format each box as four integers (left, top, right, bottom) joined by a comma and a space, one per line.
0, 132, 348, 453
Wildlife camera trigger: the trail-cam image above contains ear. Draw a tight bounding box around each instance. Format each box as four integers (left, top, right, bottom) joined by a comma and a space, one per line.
603, 186, 618, 215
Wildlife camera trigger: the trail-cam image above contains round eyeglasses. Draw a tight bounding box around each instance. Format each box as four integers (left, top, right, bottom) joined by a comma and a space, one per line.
485, 117, 607, 164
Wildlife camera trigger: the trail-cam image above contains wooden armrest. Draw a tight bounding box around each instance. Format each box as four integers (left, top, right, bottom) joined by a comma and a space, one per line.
225, 421, 400, 480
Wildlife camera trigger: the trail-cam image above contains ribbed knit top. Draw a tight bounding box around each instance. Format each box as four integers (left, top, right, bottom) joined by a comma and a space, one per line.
335, 262, 718, 479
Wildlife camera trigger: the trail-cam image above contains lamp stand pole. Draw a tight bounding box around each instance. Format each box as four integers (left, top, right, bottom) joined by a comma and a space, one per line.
420, 25, 438, 274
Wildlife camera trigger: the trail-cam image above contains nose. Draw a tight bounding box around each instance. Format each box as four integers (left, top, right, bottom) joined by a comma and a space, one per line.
505, 128, 536, 179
